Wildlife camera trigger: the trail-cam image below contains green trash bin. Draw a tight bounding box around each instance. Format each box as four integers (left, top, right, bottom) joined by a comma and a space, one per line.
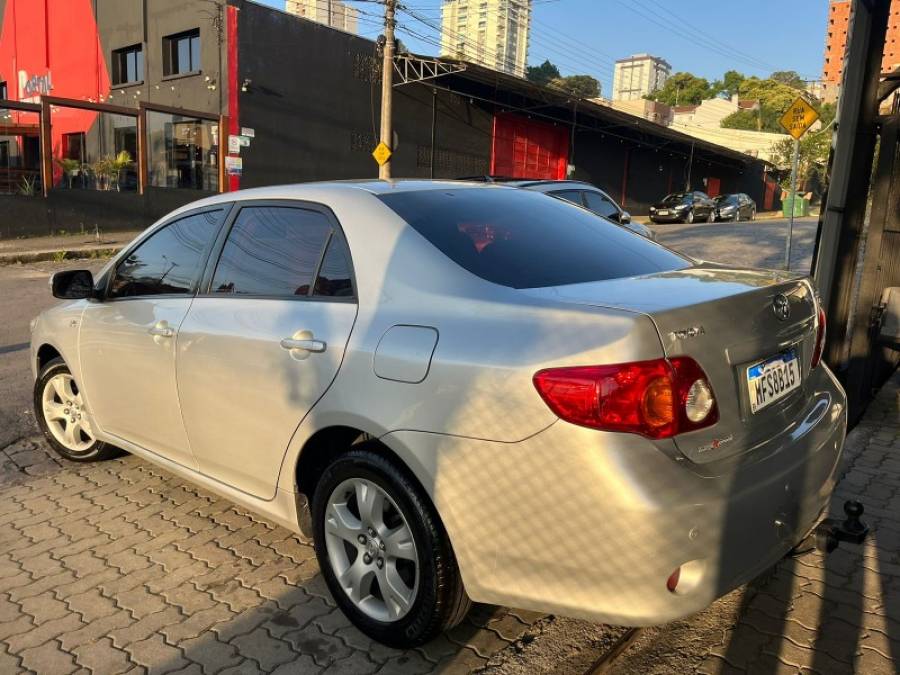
782, 192, 809, 217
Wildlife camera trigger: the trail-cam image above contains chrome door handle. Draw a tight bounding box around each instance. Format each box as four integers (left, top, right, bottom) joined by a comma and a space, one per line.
280, 337, 326, 353
149, 325, 175, 338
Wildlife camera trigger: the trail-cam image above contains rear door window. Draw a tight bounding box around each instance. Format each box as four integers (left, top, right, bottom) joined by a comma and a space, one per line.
379, 188, 689, 289
211, 206, 332, 297
547, 189, 584, 207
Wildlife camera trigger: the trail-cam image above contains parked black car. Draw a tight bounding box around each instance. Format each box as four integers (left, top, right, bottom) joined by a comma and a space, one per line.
649, 191, 716, 224
714, 193, 757, 221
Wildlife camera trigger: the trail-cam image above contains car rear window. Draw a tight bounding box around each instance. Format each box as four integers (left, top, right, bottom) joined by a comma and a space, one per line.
379, 188, 689, 289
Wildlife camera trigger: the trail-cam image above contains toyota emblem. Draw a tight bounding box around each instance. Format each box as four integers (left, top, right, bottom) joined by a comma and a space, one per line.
773, 294, 791, 321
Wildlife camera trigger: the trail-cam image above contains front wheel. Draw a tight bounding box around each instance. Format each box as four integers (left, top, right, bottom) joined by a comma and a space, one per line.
684, 209, 694, 224
34, 357, 118, 462
312, 448, 471, 647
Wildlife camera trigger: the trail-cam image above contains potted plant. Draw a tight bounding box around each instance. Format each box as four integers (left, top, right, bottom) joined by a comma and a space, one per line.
55, 158, 81, 189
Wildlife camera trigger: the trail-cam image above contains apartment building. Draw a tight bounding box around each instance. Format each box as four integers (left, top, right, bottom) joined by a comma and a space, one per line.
612, 53, 670, 101
286, 0, 358, 33
440, 0, 531, 78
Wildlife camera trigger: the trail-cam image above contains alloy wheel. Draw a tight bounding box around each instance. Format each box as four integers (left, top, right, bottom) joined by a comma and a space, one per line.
41, 373, 95, 453
324, 477, 419, 622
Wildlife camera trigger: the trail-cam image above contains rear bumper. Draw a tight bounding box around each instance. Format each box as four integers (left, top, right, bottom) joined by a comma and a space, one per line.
384, 366, 846, 626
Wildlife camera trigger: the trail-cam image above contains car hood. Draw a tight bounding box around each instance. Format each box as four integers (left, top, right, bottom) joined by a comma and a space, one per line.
652, 201, 686, 209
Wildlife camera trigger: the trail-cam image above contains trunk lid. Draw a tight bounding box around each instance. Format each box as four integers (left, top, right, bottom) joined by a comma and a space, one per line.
521, 265, 818, 463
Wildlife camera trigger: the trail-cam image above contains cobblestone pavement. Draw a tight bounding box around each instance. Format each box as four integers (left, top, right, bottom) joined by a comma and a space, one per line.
0, 438, 546, 674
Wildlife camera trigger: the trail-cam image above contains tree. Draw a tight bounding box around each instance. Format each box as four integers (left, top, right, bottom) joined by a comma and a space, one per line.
526, 60, 561, 86
549, 74, 600, 98
770, 70, 805, 89
719, 70, 745, 98
646, 72, 712, 106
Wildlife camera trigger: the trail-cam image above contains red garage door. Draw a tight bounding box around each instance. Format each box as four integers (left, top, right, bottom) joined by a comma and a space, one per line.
491, 113, 569, 179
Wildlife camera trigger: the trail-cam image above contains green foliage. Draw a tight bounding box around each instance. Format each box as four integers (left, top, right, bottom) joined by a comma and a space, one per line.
771, 126, 833, 190
549, 74, 600, 99
18, 175, 38, 196
770, 70, 805, 88
526, 59, 561, 86
719, 70, 745, 97
646, 72, 712, 106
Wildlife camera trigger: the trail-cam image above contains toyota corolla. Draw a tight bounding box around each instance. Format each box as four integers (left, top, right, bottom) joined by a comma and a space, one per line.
31, 181, 845, 647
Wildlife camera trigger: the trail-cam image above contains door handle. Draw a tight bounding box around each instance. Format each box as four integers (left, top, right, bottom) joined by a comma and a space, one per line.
149, 324, 175, 338
280, 337, 326, 353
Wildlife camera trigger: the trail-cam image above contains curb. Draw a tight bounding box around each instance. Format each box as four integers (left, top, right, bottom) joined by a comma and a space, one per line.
0, 246, 122, 266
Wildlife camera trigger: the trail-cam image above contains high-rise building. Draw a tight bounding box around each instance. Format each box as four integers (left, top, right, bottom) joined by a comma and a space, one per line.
612, 54, 670, 101
286, 0, 358, 34
440, 0, 532, 78
822, 0, 900, 102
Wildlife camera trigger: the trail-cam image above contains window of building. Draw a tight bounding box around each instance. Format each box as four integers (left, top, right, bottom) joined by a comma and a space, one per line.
211, 207, 334, 297
0, 81, 7, 100
112, 44, 144, 85
62, 133, 86, 162
163, 29, 201, 76
109, 210, 224, 298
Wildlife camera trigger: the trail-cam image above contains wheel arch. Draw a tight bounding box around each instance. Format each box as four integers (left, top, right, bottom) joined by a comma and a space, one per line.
292, 424, 440, 539
36, 343, 63, 372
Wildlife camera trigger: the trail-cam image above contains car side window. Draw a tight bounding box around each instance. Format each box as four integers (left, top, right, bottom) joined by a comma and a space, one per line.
548, 190, 585, 207
108, 209, 223, 299
211, 205, 332, 297
582, 191, 620, 219
314, 235, 354, 298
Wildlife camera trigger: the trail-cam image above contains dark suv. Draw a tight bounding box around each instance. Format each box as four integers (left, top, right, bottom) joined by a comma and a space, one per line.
649, 191, 716, 224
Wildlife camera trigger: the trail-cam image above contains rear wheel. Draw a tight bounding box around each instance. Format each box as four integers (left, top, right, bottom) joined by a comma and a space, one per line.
750, 208, 756, 221
312, 448, 470, 647
34, 358, 118, 462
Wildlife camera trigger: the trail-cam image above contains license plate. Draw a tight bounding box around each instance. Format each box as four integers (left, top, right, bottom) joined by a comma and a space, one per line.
657, 209, 670, 215
747, 349, 801, 414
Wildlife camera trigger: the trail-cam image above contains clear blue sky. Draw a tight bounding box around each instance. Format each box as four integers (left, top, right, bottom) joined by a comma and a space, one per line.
254, 0, 829, 97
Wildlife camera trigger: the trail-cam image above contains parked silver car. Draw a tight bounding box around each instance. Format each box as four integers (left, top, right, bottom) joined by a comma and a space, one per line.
31, 181, 845, 647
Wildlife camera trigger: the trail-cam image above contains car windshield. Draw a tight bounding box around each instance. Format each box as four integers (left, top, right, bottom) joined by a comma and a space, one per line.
715, 195, 737, 204
379, 188, 690, 289
661, 193, 689, 204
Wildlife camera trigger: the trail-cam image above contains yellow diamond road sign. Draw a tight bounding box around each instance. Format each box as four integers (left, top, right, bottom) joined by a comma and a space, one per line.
780, 97, 820, 140
372, 142, 392, 166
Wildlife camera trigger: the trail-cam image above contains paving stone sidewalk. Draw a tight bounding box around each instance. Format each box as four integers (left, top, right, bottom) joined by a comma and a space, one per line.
0, 438, 544, 674
692, 373, 900, 675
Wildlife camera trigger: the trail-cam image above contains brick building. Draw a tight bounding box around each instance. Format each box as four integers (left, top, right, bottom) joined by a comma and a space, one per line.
822, 0, 900, 101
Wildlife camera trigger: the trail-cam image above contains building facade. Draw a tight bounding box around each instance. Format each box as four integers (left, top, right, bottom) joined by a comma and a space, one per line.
285, 0, 358, 34
439, 0, 531, 78
612, 53, 670, 101
671, 95, 760, 129
822, 0, 900, 102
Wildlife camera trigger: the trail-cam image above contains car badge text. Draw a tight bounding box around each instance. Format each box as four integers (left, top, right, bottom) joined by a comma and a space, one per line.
669, 326, 705, 340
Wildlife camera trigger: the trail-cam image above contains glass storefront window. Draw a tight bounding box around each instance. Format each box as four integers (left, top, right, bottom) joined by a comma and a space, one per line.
147, 111, 219, 191
0, 108, 41, 196
49, 105, 137, 191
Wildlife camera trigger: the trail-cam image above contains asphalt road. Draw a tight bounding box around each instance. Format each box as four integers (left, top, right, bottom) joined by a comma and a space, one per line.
654, 216, 819, 272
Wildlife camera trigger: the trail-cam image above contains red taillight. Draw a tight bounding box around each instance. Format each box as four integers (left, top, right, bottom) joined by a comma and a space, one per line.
533, 357, 718, 439
811, 306, 826, 369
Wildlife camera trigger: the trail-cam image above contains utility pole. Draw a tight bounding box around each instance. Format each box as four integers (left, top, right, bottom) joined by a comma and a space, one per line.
685, 141, 694, 190
379, 0, 396, 179
783, 137, 800, 270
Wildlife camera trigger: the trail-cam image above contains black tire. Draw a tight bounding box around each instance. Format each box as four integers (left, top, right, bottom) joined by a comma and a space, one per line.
684, 209, 694, 224
34, 357, 119, 462
312, 447, 471, 647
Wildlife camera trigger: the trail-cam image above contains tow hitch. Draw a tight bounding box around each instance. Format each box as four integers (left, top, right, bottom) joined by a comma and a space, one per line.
813, 500, 869, 553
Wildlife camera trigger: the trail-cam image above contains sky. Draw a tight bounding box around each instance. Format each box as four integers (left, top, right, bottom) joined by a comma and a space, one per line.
254, 0, 830, 96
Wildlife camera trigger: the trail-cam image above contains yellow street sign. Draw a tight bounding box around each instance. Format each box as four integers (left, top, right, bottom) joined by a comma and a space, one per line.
372, 142, 392, 166
779, 97, 820, 140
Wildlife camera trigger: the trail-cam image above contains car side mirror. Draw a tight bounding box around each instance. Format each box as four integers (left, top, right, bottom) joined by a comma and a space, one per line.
51, 270, 95, 299
619, 211, 632, 225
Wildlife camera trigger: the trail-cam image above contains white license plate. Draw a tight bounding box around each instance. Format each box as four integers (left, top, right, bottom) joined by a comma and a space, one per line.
657, 209, 670, 215
747, 349, 801, 414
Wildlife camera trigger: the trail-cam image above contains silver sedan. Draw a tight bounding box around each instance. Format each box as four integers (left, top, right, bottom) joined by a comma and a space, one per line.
31, 181, 845, 647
